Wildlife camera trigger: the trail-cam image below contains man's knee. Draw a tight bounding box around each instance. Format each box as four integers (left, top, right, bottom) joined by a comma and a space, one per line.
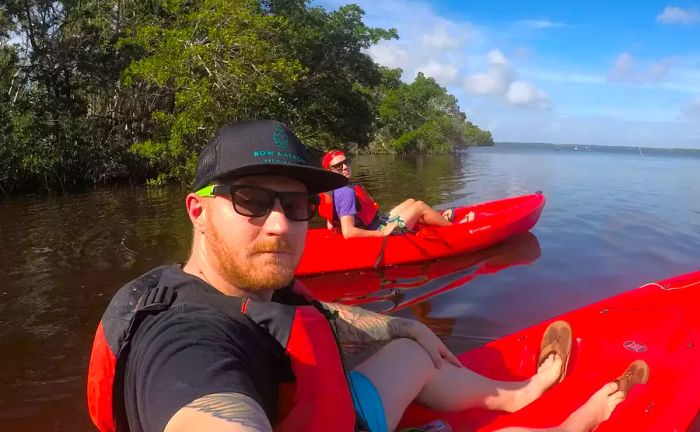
403, 198, 416, 206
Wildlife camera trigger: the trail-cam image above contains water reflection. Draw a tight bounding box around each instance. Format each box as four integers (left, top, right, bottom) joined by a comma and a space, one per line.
302, 232, 541, 338
0, 186, 192, 432
1, 147, 698, 431
352, 153, 475, 209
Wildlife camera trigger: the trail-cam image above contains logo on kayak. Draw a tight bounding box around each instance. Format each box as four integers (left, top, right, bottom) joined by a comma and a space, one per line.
623, 341, 647, 353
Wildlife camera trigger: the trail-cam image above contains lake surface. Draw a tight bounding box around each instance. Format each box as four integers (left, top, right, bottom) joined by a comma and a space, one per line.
1, 145, 699, 431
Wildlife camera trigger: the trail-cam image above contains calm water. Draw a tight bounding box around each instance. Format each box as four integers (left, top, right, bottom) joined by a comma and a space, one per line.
1, 145, 699, 431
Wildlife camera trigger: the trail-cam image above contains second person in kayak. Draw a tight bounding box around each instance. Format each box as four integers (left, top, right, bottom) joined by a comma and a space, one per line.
320, 150, 467, 238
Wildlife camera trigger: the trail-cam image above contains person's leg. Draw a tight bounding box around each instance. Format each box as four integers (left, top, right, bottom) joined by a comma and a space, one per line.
497, 382, 624, 432
387, 199, 417, 219
353, 338, 563, 431
390, 201, 452, 230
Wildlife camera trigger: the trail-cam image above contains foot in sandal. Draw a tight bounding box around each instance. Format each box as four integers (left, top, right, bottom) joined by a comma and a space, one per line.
505, 321, 573, 412
560, 360, 649, 432
440, 208, 455, 222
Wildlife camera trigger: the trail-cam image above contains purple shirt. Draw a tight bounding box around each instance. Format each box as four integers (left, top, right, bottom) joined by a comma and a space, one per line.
332, 185, 381, 229
333, 186, 358, 218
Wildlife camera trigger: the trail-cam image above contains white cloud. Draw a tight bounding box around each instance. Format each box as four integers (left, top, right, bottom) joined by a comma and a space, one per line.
486, 49, 508, 66
463, 49, 511, 95
608, 53, 673, 83
417, 60, 460, 84
517, 19, 568, 29
682, 96, 700, 118
421, 25, 463, 50
649, 59, 672, 82
345, 0, 479, 86
522, 67, 606, 86
506, 81, 551, 108
318, 0, 700, 147
656, 67, 700, 93
366, 43, 410, 69
657, 6, 700, 25
462, 50, 549, 108
512, 47, 532, 60
609, 53, 635, 82
463, 69, 511, 95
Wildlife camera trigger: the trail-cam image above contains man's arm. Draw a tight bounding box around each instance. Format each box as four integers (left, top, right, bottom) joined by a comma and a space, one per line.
334, 188, 387, 238
164, 393, 272, 432
339, 215, 386, 239
321, 301, 462, 368
320, 301, 417, 343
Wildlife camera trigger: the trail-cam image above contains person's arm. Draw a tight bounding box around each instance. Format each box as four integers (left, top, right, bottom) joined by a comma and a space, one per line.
333, 187, 392, 238
164, 393, 272, 432
320, 301, 461, 368
339, 214, 386, 239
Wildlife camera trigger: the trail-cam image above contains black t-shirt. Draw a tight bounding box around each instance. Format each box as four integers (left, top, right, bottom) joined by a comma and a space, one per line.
122, 265, 311, 432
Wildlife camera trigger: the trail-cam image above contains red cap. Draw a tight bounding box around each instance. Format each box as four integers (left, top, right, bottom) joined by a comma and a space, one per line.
322, 150, 346, 170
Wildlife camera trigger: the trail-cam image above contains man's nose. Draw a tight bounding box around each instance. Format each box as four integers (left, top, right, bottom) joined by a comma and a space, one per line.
263, 198, 289, 234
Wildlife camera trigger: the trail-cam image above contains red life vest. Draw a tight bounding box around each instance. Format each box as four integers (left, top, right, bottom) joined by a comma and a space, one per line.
318, 184, 380, 229
86, 265, 357, 432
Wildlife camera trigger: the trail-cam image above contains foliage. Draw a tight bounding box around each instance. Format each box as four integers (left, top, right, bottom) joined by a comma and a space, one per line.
0, 0, 492, 195
370, 73, 493, 154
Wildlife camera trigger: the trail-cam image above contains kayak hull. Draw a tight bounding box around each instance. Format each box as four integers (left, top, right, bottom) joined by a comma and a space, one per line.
398, 271, 700, 431
300, 232, 541, 305
296, 193, 546, 276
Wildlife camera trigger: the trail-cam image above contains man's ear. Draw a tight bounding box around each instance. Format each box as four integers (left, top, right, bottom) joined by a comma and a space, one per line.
185, 193, 206, 234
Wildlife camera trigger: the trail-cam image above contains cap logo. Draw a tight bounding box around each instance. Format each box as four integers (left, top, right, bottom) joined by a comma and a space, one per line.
272, 125, 289, 150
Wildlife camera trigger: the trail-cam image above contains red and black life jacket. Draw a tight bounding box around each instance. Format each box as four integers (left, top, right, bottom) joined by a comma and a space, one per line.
86, 265, 357, 432
319, 183, 380, 229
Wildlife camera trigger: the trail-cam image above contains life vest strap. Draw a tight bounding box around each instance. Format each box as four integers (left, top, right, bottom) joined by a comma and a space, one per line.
136, 284, 175, 313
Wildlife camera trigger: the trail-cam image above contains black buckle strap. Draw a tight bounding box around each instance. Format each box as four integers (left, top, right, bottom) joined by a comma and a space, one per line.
136, 285, 175, 312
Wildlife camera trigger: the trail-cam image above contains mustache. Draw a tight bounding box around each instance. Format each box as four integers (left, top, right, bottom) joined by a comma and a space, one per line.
250, 238, 293, 254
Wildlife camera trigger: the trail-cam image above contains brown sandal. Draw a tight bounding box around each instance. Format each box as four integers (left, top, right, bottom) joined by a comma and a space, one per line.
615, 360, 650, 398
440, 208, 455, 222
538, 320, 573, 384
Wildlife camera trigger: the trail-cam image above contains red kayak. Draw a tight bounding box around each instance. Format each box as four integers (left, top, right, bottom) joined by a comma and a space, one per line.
301, 232, 541, 305
398, 271, 700, 431
296, 193, 546, 276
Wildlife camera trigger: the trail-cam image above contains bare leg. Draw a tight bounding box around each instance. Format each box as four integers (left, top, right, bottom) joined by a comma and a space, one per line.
497, 382, 625, 432
353, 338, 563, 431
388, 199, 417, 218
389, 200, 452, 229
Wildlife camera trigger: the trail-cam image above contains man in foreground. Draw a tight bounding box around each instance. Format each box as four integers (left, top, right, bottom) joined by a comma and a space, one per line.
88, 120, 636, 432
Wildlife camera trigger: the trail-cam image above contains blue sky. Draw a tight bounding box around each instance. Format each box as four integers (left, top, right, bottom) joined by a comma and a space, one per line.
319, 0, 700, 148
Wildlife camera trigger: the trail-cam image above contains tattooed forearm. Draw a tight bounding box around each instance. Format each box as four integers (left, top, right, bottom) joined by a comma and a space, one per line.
185, 393, 272, 431
321, 302, 418, 344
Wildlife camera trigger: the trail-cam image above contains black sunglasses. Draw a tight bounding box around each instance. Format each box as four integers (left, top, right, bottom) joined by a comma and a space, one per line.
203, 185, 320, 221
328, 158, 351, 171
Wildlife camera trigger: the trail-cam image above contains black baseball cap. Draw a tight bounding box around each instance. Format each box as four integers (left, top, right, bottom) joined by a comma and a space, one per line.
192, 120, 348, 193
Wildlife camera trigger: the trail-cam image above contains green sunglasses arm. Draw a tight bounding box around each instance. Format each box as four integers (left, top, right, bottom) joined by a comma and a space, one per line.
195, 185, 217, 197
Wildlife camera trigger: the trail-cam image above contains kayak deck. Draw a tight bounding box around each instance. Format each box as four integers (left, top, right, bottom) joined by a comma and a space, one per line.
398, 271, 700, 431
296, 193, 546, 276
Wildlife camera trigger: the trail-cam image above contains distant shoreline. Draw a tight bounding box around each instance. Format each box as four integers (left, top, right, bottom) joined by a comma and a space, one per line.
493, 141, 700, 156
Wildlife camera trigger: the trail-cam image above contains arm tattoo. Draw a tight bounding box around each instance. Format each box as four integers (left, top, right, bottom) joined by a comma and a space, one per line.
186, 393, 272, 431
320, 302, 417, 344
